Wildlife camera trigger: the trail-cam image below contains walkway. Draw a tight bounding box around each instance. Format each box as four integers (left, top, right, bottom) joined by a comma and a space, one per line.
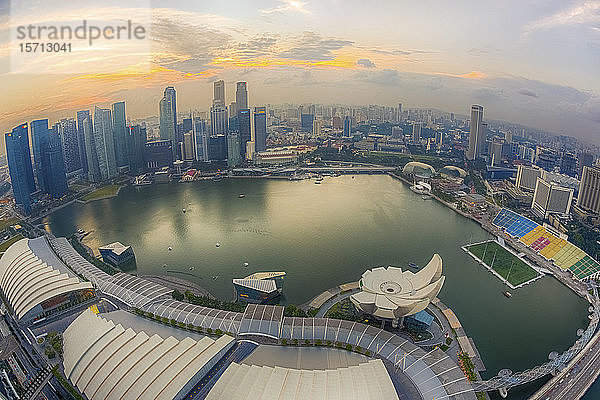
300, 281, 360, 312
314, 288, 360, 318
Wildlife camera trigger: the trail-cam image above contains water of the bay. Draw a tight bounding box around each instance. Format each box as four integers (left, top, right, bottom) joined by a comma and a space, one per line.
43, 175, 589, 386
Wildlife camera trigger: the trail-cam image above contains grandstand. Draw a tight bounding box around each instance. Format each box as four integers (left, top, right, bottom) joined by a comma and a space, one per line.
492, 208, 600, 280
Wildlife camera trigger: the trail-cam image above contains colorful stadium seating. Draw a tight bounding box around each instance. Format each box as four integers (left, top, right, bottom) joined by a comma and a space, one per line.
492, 208, 600, 280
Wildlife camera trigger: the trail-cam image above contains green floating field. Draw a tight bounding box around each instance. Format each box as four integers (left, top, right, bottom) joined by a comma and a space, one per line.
81, 184, 121, 202
467, 241, 539, 286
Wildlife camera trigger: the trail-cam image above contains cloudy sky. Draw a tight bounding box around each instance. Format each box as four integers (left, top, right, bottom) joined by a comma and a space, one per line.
0, 0, 599, 143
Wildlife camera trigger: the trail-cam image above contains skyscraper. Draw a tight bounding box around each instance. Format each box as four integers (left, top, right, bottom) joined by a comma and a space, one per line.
183, 132, 195, 161
213, 80, 225, 106
30, 119, 50, 191
227, 132, 241, 167
412, 123, 422, 143
254, 107, 267, 152
578, 151, 595, 178
577, 166, 600, 214
126, 125, 146, 174
76, 110, 90, 175
193, 117, 209, 162
82, 116, 100, 183
343, 116, 351, 137
93, 106, 118, 181
112, 101, 128, 167
301, 114, 314, 133
236, 82, 248, 110
210, 105, 229, 136
56, 118, 81, 174
466, 105, 484, 160
159, 87, 177, 154
238, 108, 251, 157
42, 126, 69, 198
5, 124, 36, 214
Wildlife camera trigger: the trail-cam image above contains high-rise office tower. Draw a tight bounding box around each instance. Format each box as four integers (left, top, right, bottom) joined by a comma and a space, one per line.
76, 110, 90, 174
254, 107, 267, 152
466, 105, 484, 160
213, 80, 225, 106
93, 106, 118, 181
56, 118, 81, 174
210, 105, 229, 136
30, 119, 50, 191
82, 116, 100, 182
531, 178, 573, 219
126, 125, 146, 174
238, 108, 251, 157
159, 87, 177, 154
560, 152, 578, 177
144, 140, 173, 171
229, 102, 237, 117
43, 126, 69, 198
343, 116, 351, 137
412, 123, 422, 143
183, 132, 195, 161
391, 126, 403, 139
227, 132, 241, 167
301, 114, 314, 133
236, 82, 248, 111
577, 166, 600, 214
193, 118, 208, 162
112, 101, 128, 167
516, 165, 542, 192
312, 119, 322, 138
5, 124, 36, 214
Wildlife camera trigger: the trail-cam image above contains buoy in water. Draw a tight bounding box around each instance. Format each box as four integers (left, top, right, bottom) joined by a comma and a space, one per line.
168, 246, 173, 251
215, 243, 221, 247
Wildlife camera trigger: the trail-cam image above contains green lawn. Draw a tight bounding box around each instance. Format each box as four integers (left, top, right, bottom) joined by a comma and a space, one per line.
0, 217, 19, 232
81, 185, 121, 201
0, 234, 24, 254
467, 241, 539, 286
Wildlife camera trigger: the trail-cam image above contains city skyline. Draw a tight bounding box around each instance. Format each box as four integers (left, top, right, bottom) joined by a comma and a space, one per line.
1, 0, 599, 145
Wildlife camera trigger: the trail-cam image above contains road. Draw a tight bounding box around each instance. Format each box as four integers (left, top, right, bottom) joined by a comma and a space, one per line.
530, 330, 600, 399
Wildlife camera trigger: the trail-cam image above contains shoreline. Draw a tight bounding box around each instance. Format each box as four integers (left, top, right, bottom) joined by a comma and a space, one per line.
76, 184, 123, 204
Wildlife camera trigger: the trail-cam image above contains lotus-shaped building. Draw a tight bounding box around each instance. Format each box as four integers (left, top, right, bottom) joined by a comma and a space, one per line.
350, 254, 444, 322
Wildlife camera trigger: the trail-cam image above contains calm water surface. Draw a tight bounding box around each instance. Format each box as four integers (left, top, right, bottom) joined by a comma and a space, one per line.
44, 175, 589, 382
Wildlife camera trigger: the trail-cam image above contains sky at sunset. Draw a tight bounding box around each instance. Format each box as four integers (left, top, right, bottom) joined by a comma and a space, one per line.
0, 0, 599, 144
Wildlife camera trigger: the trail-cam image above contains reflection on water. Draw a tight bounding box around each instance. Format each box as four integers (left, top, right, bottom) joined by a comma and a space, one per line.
43, 175, 589, 380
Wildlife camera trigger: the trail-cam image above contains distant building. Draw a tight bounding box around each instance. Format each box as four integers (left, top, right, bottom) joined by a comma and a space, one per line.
159, 87, 177, 154
183, 132, 195, 161
560, 152, 578, 177
193, 118, 208, 162
301, 114, 314, 133
488, 140, 503, 166
126, 125, 146, 174
213, 80, 225, 106
112, 101, 128, 167
238, 108, 251, 157
227, 132, 241, 167
144, 139, 173, 171
245, 141, 255, 160
76, 110, 90, 175
233, 272, 285, 303
82, 116, 101, 183
531, 178, 574, 219
577, 166, 600, 214
332, 116, 342, 129
93, 106, 118, 181
343, 116, 351, 137
210, 105, 228, 136
98, 242, 135, 267
31, 119, 50, 191
254, 106, 267, 152
235, 81, 248, 110
208, 135, 227, 162
43, 125, 69, 198
56, 118, 81, 174
578, 151, 595, 178
516, 165, 542, 192
391, 126, 403, 139
412, 122, 422, 143
466, 105, 484, 160
5, 124, 36, 214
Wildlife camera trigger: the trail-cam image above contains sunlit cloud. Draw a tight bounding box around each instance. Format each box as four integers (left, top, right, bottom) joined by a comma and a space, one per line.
436, 71, 486, 80
523, 0, 600, 37
261, 0, 310, 15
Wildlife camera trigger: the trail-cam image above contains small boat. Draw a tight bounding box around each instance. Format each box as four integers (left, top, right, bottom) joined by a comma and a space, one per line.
215, 243, 221, 247
503, 291, 512, 298
316, 176, 324, 181
238, 194, 245, 198
182, 208, 186, 213
314, 181, 321, 184
409, 262, 418, 268
77, 229, 84, 234
189, 266, 195, 271
168, 246, 172, 251
212, 275, 219, 280
162, 264, 167, 268
351, 176, 355, 179
243, 262, 249, 267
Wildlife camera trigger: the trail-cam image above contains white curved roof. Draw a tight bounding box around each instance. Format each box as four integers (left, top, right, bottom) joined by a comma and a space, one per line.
63, 309, 234, 400
0, 237, 93, 320
440, 165, 468, 178
205, 359, 398, 400
350, 254, 444, 319
402, 161, 436, 175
